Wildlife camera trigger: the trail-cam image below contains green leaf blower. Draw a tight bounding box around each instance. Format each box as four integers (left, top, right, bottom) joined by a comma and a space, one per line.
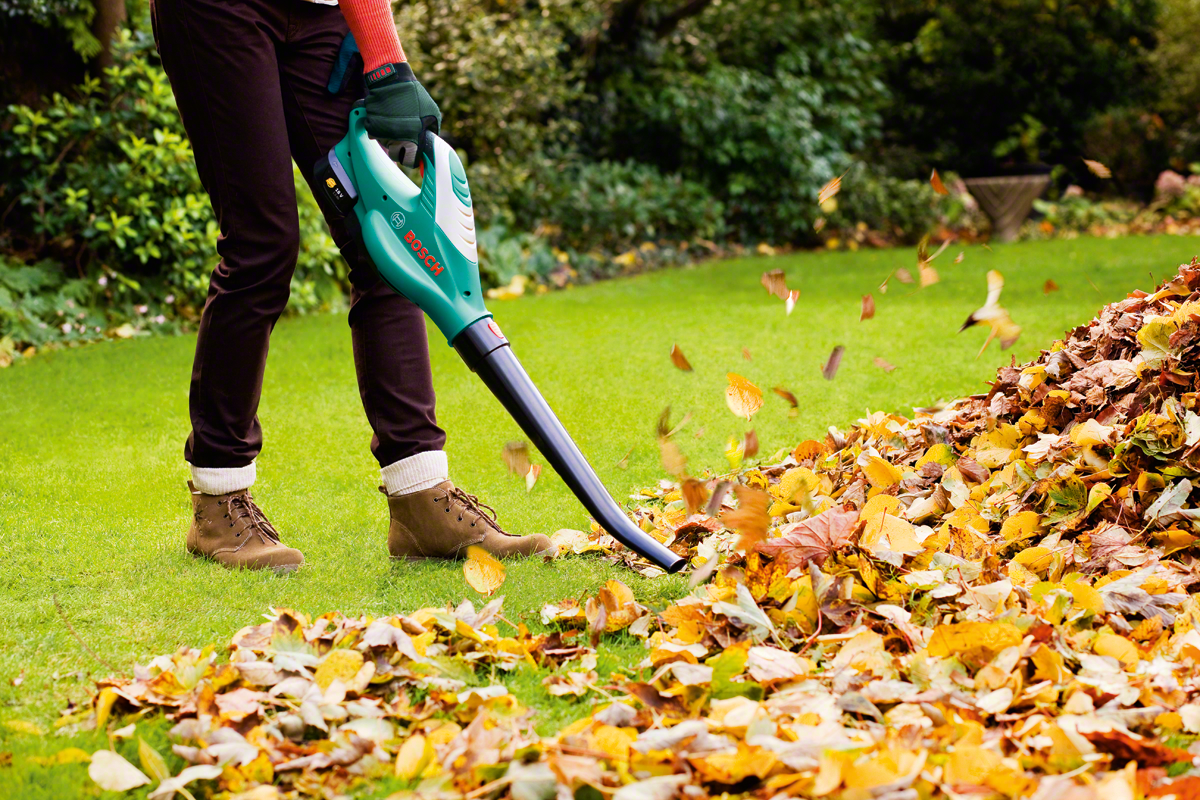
314, 108, 685, 574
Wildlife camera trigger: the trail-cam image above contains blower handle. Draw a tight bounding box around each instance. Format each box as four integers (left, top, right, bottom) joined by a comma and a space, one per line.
454, 319, 686, 574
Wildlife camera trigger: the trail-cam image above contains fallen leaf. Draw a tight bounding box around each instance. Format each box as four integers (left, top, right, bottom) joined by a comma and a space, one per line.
463, 546, 506, 595
147, 765, 223, 800
930, 169, 950, 195
725, 373, 763, 420
1084, 158, 1112, 179
757, 506, 859, 569
822, 346, 845, 380
89, 750, 150, 792
1044, 279, 1060, 294
669, 343, 693, 371
138, 737, 171, 783
395, 734, 434, 780
873, 357, 896, 372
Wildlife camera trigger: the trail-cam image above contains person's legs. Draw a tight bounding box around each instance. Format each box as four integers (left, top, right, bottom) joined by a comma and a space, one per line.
275, 4, 447, 493
155, 0, 300, 493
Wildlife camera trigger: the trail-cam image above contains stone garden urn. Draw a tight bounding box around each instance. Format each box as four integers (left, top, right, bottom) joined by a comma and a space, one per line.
964, 174, 1053, 242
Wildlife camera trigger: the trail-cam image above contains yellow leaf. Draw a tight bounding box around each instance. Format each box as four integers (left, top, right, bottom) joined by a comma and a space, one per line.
314, 649, 365, 692
971, 425, 1022, 468
817, 173, 843, 205
1000, 511, 1041, 543
1065, 581, 1104, 614
137, 737, 171, 783
3, 720, 44, 736
394, 734, 433, 780
862, 456, 902, 488
1013, 547, 1054, 577
927, 622, 1022, 661
725, 373, 763, 420
861, 494, 902, 521
1093, 632, 1139, 668
943, 744, 1002, 786
1083, 158, 1111, 178
589, 724, 636, 759
1030, 644, 1068, 683
94, 688, 118, 730
463, 546, 506, 595
1070, 419, 1113, 447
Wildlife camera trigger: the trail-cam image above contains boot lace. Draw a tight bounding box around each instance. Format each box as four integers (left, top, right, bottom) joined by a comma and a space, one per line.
227, 493, 281, 544
449, 488, 505, 532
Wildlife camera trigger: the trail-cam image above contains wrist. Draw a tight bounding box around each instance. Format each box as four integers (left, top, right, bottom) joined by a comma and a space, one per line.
365, 61, 414, 88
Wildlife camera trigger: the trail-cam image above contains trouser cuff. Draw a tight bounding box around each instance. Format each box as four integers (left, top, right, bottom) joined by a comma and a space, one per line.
189, 461, 256, 495
381, 450, 448, 496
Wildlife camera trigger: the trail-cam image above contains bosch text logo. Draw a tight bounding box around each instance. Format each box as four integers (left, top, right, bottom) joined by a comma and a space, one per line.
403, 230, 443, 276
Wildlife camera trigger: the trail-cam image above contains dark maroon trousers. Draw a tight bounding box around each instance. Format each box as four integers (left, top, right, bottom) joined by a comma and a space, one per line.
151, 0, 446, 470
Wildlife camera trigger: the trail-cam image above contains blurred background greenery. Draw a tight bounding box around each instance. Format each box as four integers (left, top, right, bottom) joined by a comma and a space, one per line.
3, 0, 1200, 358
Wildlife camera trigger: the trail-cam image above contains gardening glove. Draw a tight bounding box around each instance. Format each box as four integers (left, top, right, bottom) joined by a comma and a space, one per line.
363, 61, 441, 168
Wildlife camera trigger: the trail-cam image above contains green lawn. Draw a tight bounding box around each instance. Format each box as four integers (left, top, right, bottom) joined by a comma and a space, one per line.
1, 235, 1198, 795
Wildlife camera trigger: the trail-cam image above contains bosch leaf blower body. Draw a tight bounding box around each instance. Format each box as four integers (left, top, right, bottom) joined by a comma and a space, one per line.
315, 108, 684, 574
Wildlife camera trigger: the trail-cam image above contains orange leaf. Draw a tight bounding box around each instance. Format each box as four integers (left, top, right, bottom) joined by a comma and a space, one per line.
785, 289, 800, 315
725, 373, 763, 420
873, 357, 895, 372
742, 347, 752, 361
817, 174, 842, 205
760, 269, 789, 300
743, 430, 759, 460
1083, 158, 1111, 179
1044, 279, 1060, 294
682, 478, 709, 516
771, 386, 798, 408
463, 546, 506, 595
721, 484, 771, 551
860, 294, 875, 321
525, 464, 541, 492
930, 169, 949, 195
670, 343, 693, 371
502, 441, 530, 476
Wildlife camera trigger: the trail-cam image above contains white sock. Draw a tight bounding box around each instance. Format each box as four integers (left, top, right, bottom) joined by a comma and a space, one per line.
189, 461, 256, 495
381, 451, 449, 496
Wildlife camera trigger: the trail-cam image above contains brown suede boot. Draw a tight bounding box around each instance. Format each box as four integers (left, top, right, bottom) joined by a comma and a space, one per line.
384, 480, 555, 561
186, 481, 304, 573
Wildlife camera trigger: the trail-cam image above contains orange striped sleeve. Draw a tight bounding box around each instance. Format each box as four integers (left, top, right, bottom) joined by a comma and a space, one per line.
339, 0, 405, 72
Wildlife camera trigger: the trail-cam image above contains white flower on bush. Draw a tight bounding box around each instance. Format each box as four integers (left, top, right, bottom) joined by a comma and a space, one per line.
1156, 170, 1186, 200
164, 294, 175, 304
98, 275, 108, 287
61, 323, 71, 334
154, 315, 166, 324
137, 305, 148, 314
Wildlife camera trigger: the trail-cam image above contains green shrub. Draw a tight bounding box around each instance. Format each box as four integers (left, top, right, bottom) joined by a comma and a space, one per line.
0, 32, 344, 349
874, 0, 1158, 176
1031, 195, 1142, 231
827, 168, 944, 243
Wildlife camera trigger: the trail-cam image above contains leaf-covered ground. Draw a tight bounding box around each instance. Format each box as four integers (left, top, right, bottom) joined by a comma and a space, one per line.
2, 236, 1199, 798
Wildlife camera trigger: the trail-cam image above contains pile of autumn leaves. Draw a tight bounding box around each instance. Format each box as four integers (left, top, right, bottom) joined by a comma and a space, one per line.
82, 260, 1200, 798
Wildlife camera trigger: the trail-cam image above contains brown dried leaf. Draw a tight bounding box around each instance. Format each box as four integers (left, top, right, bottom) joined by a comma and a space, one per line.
873, 357, 896, 372
742, 347, 752, 361
756, 506, 860, 570
772, 386, 798, 408
502, 441, 530, 476
743, 430, 759, 460
895, 267, 914, 284
761, 269, 789, 300
670, 343, 693, 371
1044, 279, 1060, 294
860, 294, 875, 321
822, 346, 845, 381
682, 478, 710, 516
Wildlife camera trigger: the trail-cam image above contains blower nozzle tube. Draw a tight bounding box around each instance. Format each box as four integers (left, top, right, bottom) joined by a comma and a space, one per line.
454, 319, 686, 574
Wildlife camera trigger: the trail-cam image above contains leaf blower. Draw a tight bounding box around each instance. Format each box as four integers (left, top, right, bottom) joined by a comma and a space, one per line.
314, 108, 685, 574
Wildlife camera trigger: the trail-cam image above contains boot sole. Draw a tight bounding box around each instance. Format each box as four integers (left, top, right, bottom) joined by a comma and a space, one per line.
188, 548, 302, 574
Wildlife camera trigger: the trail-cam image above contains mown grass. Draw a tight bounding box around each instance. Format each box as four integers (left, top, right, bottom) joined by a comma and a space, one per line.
1, 235, 1198, 796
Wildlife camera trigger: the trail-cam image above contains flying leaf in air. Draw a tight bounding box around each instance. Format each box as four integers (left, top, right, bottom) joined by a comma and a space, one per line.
761, 269, 789, 300
960, 269, 1021, 354
463, 546, 505, 595
525, 464, 541, 492
817, 174, 843, 205
670, 343, 693, 371
721, 484, 771, 551
742, 347, 752, 361
1044, 279, 1060, 294
725, 373, 763, 420
873, 357, 896, 372
860, 294, 875, 321
772, 386, 798, 416
743, 430, 759, 460
786, 289, 800, 315
895, 267, 914, 284
954, 251, 965, 264
930, 169, 950, 195
657, 407, 688, 479
822, 346, 845, 380
681, 478, 709, 516
502, 441, 530, 476
1083, 158, 1111, 179
813, 217, 827, 233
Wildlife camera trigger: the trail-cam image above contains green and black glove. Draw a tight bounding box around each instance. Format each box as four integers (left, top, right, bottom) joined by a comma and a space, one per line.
363, 62, 442, 167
